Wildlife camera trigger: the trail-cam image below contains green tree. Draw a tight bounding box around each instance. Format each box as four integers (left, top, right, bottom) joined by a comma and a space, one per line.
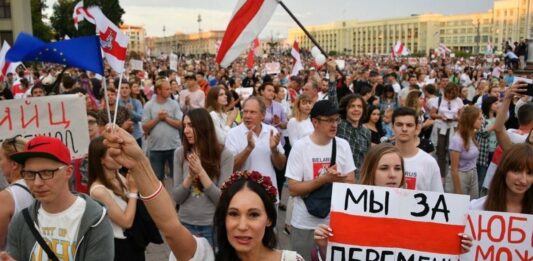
31, 0, 53, 41
50, 0, 125, 40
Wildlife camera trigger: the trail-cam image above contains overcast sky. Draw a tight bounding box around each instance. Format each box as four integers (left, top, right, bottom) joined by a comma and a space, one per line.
46, 0, 494, 38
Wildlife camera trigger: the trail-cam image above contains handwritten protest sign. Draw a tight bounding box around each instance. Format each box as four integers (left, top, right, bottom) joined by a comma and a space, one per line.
419, 57, 428, 66
327, 183, 470, 261
0, 95, 89, 159
130, 59, 143, 71
265, 62, 281, 74
460, 210, 532, 261
408, 58, 418, 66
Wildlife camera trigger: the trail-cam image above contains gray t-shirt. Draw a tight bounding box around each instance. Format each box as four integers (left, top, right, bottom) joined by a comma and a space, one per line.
142, 98, 183, 151
172, 147, 234, 226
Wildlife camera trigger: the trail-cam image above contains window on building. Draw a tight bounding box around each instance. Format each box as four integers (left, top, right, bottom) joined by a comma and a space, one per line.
0, 0, 10, 18
460, 28, 466, 34
0, 31, 12, 44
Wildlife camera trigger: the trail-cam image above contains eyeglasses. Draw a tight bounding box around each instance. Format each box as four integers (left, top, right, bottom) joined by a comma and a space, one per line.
316, 117, 341, 125
21, 166, 67, 180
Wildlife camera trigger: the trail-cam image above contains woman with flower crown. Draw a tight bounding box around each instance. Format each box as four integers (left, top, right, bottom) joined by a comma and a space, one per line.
101, 126, 304, 261
172, 108, 234, 247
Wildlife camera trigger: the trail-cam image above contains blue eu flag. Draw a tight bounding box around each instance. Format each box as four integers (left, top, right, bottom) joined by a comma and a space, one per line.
6, 32, 104, 75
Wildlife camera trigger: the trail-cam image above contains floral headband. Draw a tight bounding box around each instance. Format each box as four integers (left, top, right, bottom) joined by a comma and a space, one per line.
221, 170, 278, 203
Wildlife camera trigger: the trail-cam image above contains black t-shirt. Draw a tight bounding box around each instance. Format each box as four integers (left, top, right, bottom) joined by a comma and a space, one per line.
0, 87, 13, 100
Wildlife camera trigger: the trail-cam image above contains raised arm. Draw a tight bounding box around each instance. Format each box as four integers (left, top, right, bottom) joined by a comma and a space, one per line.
102, 126, 199, 261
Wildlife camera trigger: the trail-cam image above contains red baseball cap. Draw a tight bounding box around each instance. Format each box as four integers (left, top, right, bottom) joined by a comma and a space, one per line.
10, 136, 71, 165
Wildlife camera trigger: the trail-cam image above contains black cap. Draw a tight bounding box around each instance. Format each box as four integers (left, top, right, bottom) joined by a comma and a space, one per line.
310, 100, 340, 119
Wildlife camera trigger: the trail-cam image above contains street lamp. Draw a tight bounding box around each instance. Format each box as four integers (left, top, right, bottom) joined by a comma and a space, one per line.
473, 19, 480, 54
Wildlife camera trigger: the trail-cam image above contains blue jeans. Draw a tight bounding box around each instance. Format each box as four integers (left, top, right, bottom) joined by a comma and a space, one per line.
182, 223, 215, 248
149, 149, 175, 180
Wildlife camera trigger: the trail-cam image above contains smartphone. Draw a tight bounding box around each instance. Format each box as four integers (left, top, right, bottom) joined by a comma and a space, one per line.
527, 83, 533, 97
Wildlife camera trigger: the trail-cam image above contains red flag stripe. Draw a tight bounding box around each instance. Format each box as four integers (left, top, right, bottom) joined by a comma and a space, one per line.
216, 0, 265, 64
329, 212, 464, 255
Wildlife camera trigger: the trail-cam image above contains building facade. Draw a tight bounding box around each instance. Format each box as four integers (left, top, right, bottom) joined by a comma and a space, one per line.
288, 0, 533, 56
0, 0, 32, 44
147, 30, 225, 56
120, 24, 146, 57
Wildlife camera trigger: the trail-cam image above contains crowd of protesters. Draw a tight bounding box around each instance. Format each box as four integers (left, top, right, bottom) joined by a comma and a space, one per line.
0, 47, 531, 261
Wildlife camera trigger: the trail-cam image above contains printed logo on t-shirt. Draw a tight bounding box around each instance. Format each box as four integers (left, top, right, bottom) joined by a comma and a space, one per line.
405, 171, 417, 190
312, 157, 331, 179
30, 227, 77, 260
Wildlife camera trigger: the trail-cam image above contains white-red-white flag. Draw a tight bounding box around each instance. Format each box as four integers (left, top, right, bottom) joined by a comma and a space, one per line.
0, 41, 20, 80
86, 6, 128, 73
291, 41, 303, 76
216, 0, 277, 68
247, 38, 260, 69
73, 1, 95, 30
393, 41, 410, 56
437, 43, 451, 57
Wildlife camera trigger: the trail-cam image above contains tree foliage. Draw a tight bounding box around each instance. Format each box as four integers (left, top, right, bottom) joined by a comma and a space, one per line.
31, 0, 53, 41
50, 0, 124, 40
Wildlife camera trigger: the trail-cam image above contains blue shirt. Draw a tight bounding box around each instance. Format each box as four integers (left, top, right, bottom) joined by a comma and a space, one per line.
118, 97, 144, 139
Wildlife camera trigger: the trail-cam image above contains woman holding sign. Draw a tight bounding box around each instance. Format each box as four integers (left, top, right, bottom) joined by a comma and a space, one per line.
313, 143, 472, 260
470, 143, 533, 214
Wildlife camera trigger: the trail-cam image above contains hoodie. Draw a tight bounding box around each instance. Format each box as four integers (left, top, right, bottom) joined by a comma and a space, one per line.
6, 194, 114, 261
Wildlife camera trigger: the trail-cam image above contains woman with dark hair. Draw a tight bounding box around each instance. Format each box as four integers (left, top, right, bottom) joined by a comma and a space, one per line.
213, 170, 303, 261
447, 106, 483, 198
470, 143, 533, 214
379, 85, 398, 112
172, 108, 234, 246
130, 81, 148, 106
363, 105, 385, 146
206, 87, 239, 144
314, 143, 472, 260
258, 83, 287, 132
476, 96, 499, 192
99, 125, 304, 260
88, 137, 140, 260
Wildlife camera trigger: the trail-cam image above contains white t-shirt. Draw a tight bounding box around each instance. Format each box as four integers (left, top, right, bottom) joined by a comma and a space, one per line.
469, 196, 486, 210
403, 149, 443, 192
31, 197, 86, 260
225, 123, 285, 194
287, 118, 314, 146
428, 96, 463, 130
285, 136, 356, 230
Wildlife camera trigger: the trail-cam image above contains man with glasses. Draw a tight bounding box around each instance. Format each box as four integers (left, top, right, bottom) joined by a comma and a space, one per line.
285, 100, 356, 261
2, 136, 113, 261
225, 96, 286, 196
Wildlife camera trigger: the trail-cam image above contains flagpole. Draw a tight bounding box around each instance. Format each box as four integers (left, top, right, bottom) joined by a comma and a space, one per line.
112, 71, 124, 127
277, 0, 344, 77
101, 74, 112, 125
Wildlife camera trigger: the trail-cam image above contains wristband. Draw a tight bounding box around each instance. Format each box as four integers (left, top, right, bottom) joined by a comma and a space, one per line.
127, 192, 139, 199
139, 181, 163, 202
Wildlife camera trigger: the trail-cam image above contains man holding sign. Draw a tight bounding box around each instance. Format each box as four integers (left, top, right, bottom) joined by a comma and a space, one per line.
285, 99, 356, 261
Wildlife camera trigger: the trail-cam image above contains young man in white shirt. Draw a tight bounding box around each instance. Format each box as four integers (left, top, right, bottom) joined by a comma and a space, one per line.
285, 99, 356, 261
3, 136, 113, 261
393, 107, 443, 192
